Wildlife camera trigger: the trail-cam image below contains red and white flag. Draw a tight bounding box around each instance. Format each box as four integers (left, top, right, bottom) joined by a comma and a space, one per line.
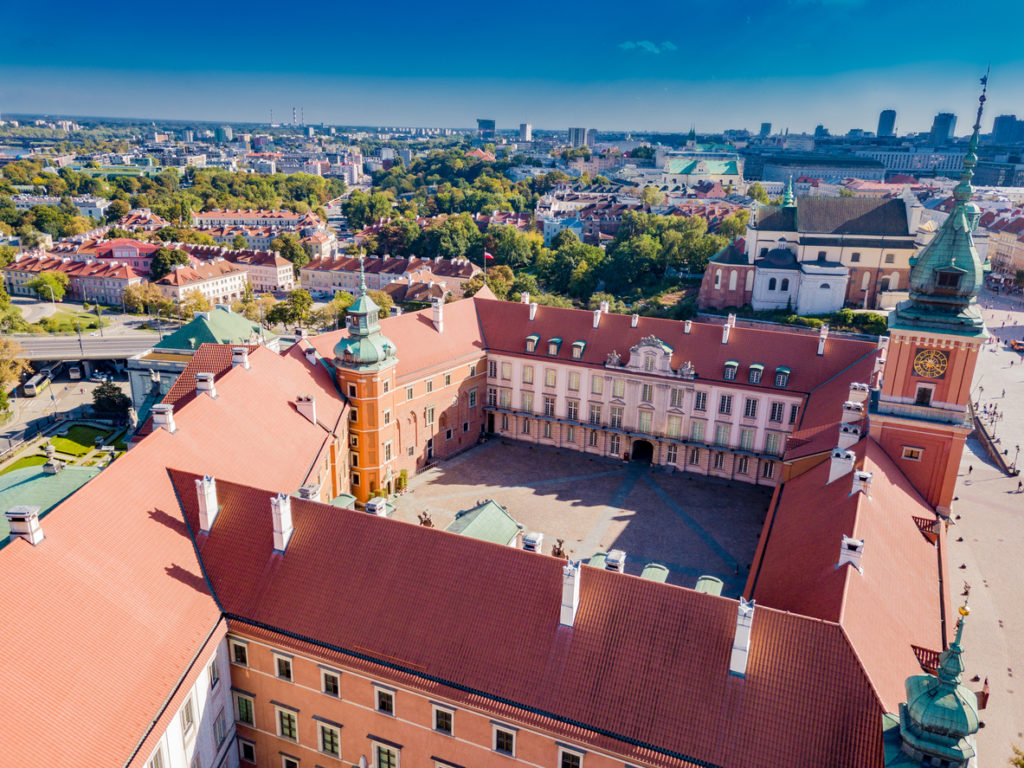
484, 251, 494, 260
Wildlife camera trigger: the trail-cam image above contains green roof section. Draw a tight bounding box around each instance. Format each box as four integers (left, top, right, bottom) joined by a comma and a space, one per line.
666, 158, 739, 176
0, 465, 100, 544
154, 307, 273, 352
445, 499, 523, 547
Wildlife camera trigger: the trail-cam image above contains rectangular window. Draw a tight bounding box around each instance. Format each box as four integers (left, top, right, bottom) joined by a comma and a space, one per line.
487, 387, 497, 407
740, 428, 754, 451
666, 444, 678, 464
383, 409, 391, 425
501, 362, 511, 380
444, 373, 451, 387
609, 434, 621, 455
406, 386, 414, 400
591, 377, 603, 395
775, 371, 789, 387
488, 360, 497, 378
644, 355, 655, 371
723, 364, 737, 381
612, 379, 625, 398
560, 748, 584, 768
638, 410, 652, 433
238, 740, 256, 764
522, 418, 530, 434
769, 402, 784, 422
688, 447, 700, 465
737, 456, 749, 474
568, 371, 580, 391
434, 705, 454, 735
567, 400, 579, 420
350, 452, 359, 468
667, 415, 681, 438
748, 367, 762, 384
743, 398, 757, 419
762, 461, 775, 479
322, 670, 340, 697
384, 441, 393, 462
543, 421, 552, 439
690, 420, 705, 442
347, 383, 357, 397
588, 430, 598, 447
588, 404, 601, 425
320, 724, 341, 757
376, 687, 395, 715
383, 379, 390, 393
494, 726, 516, 756
789, 405, 798, 425
715, 424, 730, 446
208, 658, 220, 689
641, 383, 653, 403
230, 640, 248, 667
545, 368, 557, 387
350, 409, 358, 423
522, 365, 534, 384
277, 708, 297, 741
352, 472, 360, 486
902, 446, 923, 461
469, 388, 478, 407
214, 709, 227, 747
765, 432, 780, 455
610, 406, 623, 428
885, 253, 895, 264
694, 391, 707, 411
180, 697, 195, 735
566, 425, 575, 442
470, 364, 477, 376
234, 693, 254, 725
426, 379, 434, 393
499, 390, 511, 408
425, 406, 435, 425
149, 748, 165, 768
544, 396, 555, 417
376, 745, 398, 768
275, 654, 293, 681
713, 452, 725, 470
501, 414, 509, 430
719, 395, 732, 415
850, 252, 861, 263
670, 388, 684, 408
521, 392, 533, 412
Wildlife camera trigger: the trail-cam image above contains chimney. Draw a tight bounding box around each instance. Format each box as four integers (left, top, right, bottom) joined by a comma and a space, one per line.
729, 597, 755, 677
195, 475, 219, 533
231, 346, 250, 370
817, 324, 829, 356
560, 561, 581, 627
599, 300, 610, 314
851, 470, 873, 498
828, 448, 856, 484
684, 319, 692, 334
5, 505, 44, 546
304, 346, 317, 366
195, 372, 216, 399
592, 309, 601, 328
271, 493, 294, 552
298, 483, 320, 500
151, 403, 176, 433
837, 423, 861, 450
722, 321, 731, 345
296, 395, 316, 424
836, 535, 864, 573
520, 292, 530, 304
847, 382, 869, 403
522, 531, 543, 552
631, 313, 639, 328
529, 302, 538, 321
841, 401, 864, 423
432, 297, 444, 333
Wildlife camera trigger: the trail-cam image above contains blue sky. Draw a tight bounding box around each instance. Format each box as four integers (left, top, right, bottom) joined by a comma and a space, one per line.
1, 0, 1019, 134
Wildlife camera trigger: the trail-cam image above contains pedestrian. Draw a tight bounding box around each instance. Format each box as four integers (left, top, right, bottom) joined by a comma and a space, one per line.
1017, 480, 1022, 493
968, 465, 973, 476
1003, 389, 1006, 398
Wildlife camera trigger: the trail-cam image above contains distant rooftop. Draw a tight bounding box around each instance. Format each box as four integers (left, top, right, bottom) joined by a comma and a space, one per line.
0, 465, 100, 544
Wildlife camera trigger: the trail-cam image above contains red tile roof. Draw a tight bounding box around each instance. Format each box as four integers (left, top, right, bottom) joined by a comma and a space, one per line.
154, 258, 246, 286
171, 471, 885, 768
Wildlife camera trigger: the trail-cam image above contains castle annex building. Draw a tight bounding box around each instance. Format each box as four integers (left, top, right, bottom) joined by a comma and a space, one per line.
0, 94, 992, 768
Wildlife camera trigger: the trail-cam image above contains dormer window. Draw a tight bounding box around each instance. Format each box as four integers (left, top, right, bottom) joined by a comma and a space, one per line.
644, 355, 655, 371
774, 367, 790, 387
723, 361, 738, 381
748, 364, 763, 384
547, 338, 562, 356
525, 334, 539, 353
571, 340, 585, 359
936, 270, 962, 289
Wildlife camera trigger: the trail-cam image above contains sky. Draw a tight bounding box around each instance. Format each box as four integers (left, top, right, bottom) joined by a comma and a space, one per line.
1, 0, 1020, 135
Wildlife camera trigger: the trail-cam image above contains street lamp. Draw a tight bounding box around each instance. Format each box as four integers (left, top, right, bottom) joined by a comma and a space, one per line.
43, 283, 56, 308
1013, 444, 1020, 472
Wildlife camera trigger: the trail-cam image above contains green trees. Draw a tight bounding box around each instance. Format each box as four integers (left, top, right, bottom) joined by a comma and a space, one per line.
641, 186, 665, 207
105, 199, 130, 222
271, 232, 311, 274
367, 290, 394, 316
26, 271, 70, 301
149, 247, 191, 280
0, 337, 30, 416
717, 210, 750, 239
342, 191, 395, 229
231, 233, 248, 250
92, 381, 130, 416
747, 182, 769, 204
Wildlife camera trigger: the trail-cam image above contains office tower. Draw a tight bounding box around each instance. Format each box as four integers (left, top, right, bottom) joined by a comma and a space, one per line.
568, 127, 595, 148
930, 113, 957, 145
477, 119, 496, 139
215, 125, 233, 143
519, 123, 532, 142
878, 109, 896, 138
992, 115, 1022, 145
759, 122, 772, 138
814, 124, 830, 139
585, 128, 596, 147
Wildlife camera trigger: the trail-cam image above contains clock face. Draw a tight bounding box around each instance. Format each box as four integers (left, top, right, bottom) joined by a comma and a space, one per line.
913, 348, 948, 378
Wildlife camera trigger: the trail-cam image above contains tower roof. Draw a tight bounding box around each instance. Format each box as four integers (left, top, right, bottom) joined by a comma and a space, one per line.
332, 254, 397, 370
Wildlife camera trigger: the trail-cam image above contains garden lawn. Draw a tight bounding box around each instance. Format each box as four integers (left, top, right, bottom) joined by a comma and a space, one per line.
50, 426, 111, 457
0, 455, 48, 476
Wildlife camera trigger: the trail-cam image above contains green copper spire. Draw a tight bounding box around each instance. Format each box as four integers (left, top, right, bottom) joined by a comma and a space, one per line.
889, 74, 990, 338
332, 252, 397, 371
358, 251, 368, 295
782, 176, 795, 207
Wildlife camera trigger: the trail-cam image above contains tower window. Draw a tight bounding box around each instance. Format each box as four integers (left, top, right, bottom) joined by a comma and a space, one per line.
915, 385, 933, 406
936, 271, 961, 289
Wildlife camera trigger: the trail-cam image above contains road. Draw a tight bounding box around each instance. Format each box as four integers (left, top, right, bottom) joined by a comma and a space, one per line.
10, 333, 158, 360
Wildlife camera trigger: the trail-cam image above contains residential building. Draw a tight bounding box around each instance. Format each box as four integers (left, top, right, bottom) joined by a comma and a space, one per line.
750, 152, 887, 182
758, 121, 772, 137
476, 118, 496, 139
300, 255, 479, 297
117, 208, 170, 231
855, 147, 965, 177
192, 209, 323, 229
10, 194, 111, 218
568, 127, 595, 148
519, 122, 532, 142
154, 258, 250, 304
3, 252, 145, 305
185, 244, 296, 293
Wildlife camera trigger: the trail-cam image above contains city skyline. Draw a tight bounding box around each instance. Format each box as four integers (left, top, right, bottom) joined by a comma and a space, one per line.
2, 0, 1022, 134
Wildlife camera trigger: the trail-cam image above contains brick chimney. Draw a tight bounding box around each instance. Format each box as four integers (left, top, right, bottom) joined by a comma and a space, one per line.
560, 561, 581, 627
196, 475, 219, 533
836, 535, 864, 573
271, 493, 294, 553
729, 597, 755, 677
151, 403, 176, 433
195, 372, 216, 399
231, 347, 250, 369
296, 394, 316, 425
5, 505, 44, 545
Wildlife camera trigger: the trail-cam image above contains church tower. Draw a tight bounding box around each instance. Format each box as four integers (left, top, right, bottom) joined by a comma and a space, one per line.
871, 78, 990, 514
332, 256, 399, 503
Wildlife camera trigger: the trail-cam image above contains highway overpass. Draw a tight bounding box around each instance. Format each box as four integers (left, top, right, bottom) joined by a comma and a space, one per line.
10, 334, 158, 361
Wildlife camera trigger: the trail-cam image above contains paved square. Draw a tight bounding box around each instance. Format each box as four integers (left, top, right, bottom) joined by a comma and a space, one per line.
391, 440, 772, 596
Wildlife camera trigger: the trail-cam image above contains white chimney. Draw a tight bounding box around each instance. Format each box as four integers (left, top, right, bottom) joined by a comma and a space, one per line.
722, 322, 731, 344
841, 401, 864, 423
729, 597, 755, 677
151, 403, 176, 433
304, 347, 317, 366
271, 493, 294, 552
298, 483, 320, 500
196, 475, 219, 533
847, 382, 869, 403
828, 448, 856, 484
195, 372, 216, 399
836, 535, 864, 573
432, 297, 444, 333
5, 505, 44, 546
851, 470, 873, 498
520, 292, 530, 304
529, 302, 538, 321
296, 394, 316, 425
599, 300, 609, 314
592, 309, 601, 328
560, 561, 581, 627
231, 346, 250, 370
817, 324, 829, 356
684, 319, 692, 334
523, 531, 543, 552
631, 313, 639, 328
837, 423, 861, 450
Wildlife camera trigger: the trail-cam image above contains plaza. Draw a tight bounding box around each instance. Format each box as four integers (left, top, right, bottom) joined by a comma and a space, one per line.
391, 439, 771, 596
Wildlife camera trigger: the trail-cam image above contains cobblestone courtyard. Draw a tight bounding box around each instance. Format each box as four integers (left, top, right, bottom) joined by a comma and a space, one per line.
392, 439, 772, 596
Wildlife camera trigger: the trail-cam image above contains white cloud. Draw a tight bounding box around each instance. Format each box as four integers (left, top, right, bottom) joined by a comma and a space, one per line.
618, 40, 677, 54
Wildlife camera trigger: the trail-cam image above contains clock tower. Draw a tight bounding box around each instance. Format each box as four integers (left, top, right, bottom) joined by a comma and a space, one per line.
871, 78, 990, 514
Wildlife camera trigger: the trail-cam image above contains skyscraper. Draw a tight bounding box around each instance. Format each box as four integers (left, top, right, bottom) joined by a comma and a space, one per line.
759, 122, 772, 138
215, 125, 233, 143
567, 127, 587, 147
929, 113, 956, 145
877, 109, 896, 138
992, 114, 1022, 145
519, 123, 532, 142
477, 119, 496, 139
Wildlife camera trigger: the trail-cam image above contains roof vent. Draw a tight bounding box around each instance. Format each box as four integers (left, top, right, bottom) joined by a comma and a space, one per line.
851, 470, 873, 498
5, 505, 44, 546
847, 382, 869, 403
195, 372, 216, 399
529, 302, 538, 321
817, 324, 829, 356
271, 492, 294, 553
523, 531, 544, 552
828, 448, 856, 484
560, 561, 581, 627
298, 483, 320, 500
304, 347, 317, 366
631, 313, 639, 328
836, 535, 864, 573
729, 597, 755, 677
684, 319, 692, 334
231, 346, 250, 370
520, 292, 530, 304
605, 549, 626, 572
722, 322, 731, 345
196, 475, 219, 533
151, 403, 176, 433
837, 423, 861, 450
